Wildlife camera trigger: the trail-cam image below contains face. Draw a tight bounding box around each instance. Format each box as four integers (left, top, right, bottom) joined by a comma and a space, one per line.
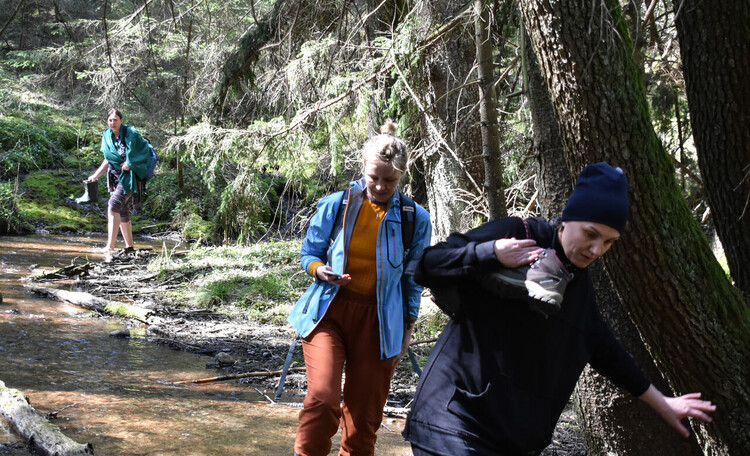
107, 113, 122, 135
558, 221, 620, 268
363, 156, 403, 204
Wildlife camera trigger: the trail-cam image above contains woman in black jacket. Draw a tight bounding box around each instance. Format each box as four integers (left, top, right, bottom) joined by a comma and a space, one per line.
403, 162, 715, 456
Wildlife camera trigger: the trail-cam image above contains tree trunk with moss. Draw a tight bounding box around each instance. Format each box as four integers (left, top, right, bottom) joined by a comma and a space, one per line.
674, 0, 750, 306
524, 27, 703, 456
518, 0, 750, 454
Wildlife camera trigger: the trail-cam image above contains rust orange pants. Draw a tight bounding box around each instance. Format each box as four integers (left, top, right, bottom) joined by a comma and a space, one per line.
293, 288, 398, 456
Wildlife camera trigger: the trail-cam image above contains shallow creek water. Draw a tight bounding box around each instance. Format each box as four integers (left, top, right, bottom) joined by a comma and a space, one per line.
0, 235, 408, 455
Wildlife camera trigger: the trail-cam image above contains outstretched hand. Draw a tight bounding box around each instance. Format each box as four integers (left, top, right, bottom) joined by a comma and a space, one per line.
640, 385, 716, 438
493, 238, 543, 267
662, 392, 716, 437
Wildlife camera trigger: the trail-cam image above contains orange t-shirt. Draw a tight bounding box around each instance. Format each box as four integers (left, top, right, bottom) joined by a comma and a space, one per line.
344, 199, 386, 295
306, 198, 386, 296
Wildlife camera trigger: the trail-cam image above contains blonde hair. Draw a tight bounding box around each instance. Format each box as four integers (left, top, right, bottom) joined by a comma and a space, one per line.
361, 120, 408, 173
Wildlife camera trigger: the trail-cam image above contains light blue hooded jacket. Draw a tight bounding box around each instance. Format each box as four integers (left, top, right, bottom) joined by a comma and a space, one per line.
288, 178, 432, 359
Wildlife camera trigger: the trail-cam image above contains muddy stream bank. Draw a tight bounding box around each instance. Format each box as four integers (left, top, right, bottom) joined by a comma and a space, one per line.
0, 234, 411, 455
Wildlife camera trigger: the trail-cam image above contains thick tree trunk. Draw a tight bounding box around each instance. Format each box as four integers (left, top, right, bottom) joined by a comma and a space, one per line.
674, 0, 750, 306
415, 1, 485, 240
0, 381, 93, 456
518, 1, 750, 454
524, 27, 703, 456
474, 0, 506, 219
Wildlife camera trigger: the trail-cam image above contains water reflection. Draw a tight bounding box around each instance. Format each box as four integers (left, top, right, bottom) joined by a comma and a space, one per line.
0, 234, 408, 455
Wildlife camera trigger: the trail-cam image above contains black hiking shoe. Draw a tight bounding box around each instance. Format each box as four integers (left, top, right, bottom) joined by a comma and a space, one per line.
477, 248, 572, 318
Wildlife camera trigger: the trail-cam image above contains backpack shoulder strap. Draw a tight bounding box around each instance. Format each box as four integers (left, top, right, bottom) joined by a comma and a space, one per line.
329, 187, 351, 245
399, 192, 416, 258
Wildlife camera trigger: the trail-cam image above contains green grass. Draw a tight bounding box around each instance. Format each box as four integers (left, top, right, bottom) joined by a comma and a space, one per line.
150, 240, 308, 324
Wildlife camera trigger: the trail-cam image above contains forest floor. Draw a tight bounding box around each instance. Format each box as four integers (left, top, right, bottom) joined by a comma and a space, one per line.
29, 244, 587, 456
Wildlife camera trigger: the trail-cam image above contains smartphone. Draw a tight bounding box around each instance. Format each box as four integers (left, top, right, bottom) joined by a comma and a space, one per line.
324, 271, 342, 280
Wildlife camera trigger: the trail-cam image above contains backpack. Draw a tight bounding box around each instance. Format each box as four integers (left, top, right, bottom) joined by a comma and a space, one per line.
329, 186, 417, 258
144, 144, 157, 181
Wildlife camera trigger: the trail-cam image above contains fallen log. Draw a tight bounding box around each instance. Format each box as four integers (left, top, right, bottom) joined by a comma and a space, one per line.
175, 367, 307, 385
24, 284, 152, 323
0, 380, 93, 456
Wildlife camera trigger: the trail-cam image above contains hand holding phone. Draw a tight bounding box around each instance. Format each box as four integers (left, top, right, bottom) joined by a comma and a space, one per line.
316, 265, 350, 284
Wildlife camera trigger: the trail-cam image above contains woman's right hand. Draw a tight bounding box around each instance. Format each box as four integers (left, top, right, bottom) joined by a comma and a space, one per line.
493, 238, 543, 267
315, 265, 351, 286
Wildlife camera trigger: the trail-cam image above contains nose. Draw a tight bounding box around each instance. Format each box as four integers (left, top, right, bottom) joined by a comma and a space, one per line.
590, 241, 603, 258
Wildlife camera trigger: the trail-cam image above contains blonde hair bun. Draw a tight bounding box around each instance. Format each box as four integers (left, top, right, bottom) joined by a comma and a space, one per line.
380, 120, 397, 136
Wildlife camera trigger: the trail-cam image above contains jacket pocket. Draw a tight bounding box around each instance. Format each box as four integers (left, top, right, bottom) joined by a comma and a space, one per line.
446, 373, 552, 452
300, 281, 322, 315
385, 220, 404, 269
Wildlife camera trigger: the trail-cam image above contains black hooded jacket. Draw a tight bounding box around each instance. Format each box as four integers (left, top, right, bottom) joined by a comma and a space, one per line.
402, 216, 650, 456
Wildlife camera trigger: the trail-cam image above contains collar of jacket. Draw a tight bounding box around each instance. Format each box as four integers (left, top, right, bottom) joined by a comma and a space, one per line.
350, 177, 403, 209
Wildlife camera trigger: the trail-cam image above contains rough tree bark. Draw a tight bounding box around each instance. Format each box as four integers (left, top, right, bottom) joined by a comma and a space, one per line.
414, 1, 485, 240
524, 27, 703, 456
518, 0, 750, 454
474, 0, 506, 219
674, 0, 750, 306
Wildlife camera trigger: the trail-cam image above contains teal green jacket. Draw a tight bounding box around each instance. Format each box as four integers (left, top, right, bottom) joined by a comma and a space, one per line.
100, 124, 151, 194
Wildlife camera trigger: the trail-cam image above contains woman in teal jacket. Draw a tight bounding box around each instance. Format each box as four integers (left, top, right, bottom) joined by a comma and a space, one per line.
289, 121, 431, 456
86, 109, 152, 256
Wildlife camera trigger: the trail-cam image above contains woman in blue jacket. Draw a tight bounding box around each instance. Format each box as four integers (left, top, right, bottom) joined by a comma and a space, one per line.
288, 121, 431, 456
403, 162, 715, 456
86, 109, 152, 257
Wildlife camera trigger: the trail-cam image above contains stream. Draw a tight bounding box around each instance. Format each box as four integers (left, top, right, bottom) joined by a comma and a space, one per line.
0, 234, 409, 455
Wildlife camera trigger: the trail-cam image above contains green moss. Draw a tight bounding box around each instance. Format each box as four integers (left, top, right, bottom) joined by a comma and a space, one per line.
103, 301, 150, 320
20, 200, 104, 232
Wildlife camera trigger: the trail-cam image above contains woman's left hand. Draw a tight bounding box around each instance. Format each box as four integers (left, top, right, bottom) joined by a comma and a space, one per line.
640, 385, 716, 437
393, 326, 414, 373
121, 163, 131, 171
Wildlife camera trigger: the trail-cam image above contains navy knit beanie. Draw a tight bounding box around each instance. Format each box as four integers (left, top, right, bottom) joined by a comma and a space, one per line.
561, 162, 629, 233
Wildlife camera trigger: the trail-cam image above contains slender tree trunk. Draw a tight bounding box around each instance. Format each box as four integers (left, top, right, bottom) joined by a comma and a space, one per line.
474, 0, 505, 219
518, 1, 750, 454
524, 26, 703, 456
674, 0, 750, 306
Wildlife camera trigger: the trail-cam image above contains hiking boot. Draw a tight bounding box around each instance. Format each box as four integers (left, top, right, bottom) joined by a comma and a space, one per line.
75, 180, 99, 204
477, 248, 572, 318
524, 248, 572, 316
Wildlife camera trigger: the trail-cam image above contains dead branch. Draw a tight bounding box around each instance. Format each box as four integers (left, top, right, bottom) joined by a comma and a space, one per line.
174, 366, 307, 385
409, 337, 438, 347
0, 0, 25, 40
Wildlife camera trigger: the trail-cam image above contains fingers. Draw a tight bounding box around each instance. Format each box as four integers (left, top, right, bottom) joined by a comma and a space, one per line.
514, 239, 538, 248
330, 274, 352, 286
494, 237, 543, 267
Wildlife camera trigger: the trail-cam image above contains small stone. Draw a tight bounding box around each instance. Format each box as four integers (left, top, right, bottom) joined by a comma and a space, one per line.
110, 329, 130, 338
216, 351, 234, 365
